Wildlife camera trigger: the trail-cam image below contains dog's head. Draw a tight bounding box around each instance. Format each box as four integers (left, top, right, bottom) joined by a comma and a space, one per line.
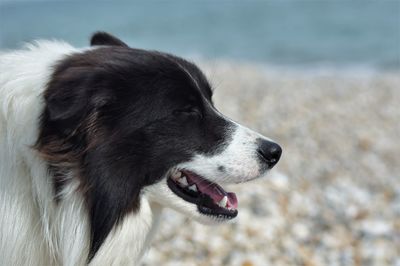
37, 32, 281, 259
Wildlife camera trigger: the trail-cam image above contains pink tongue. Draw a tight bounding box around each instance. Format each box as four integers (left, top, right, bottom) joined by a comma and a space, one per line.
185, 172, 238, 209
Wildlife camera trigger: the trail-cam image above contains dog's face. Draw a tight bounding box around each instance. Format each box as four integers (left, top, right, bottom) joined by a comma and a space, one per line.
37, 32, 281, 258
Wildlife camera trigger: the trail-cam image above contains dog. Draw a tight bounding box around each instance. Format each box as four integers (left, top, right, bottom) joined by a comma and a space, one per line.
0, 32, 282, 265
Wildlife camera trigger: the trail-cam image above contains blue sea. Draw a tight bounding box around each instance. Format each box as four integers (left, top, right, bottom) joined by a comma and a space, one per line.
0, 0, 399, 70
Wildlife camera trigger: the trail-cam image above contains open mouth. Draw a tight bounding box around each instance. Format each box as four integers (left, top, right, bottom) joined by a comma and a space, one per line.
167, 169, 238, 220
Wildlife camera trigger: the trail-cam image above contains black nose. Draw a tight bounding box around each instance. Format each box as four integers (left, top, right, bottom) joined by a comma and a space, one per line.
257, 140, 282, 168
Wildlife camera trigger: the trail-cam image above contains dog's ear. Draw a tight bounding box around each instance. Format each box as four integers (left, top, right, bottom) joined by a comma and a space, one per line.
45, 68, 112, 136
90, 32, 128, 47
45, 68, 93, 122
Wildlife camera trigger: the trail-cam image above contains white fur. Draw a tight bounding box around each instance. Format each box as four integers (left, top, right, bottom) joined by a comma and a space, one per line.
0, 40, 78, 265
0, 40, 276, 265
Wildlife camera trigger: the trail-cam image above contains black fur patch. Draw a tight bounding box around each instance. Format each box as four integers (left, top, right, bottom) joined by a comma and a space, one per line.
35, 33, 232, 261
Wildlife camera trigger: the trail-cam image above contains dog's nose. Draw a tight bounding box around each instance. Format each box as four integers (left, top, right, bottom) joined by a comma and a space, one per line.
257, 140, 282, 168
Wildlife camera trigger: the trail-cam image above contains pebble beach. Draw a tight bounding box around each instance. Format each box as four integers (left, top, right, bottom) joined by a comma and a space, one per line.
142, 62, 400, 266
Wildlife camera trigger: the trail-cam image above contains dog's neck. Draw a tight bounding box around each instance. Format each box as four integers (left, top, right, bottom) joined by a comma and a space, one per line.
89, 199, 163, 265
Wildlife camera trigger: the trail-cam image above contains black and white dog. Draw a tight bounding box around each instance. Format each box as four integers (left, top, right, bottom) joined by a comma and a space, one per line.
0, 32, 281, 265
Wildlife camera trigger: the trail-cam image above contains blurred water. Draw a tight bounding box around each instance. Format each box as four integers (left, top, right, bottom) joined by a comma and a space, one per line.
0, 0, 399, 70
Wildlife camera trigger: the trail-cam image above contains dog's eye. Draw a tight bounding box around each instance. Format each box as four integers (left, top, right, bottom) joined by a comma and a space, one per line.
173, 108, 203, 119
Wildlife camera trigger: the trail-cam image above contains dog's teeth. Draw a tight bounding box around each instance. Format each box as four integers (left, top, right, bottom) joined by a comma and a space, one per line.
178, 176, 189, 187
172, 171, 182, 180
218, 196, 228, 208
188, 184, 198, 192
